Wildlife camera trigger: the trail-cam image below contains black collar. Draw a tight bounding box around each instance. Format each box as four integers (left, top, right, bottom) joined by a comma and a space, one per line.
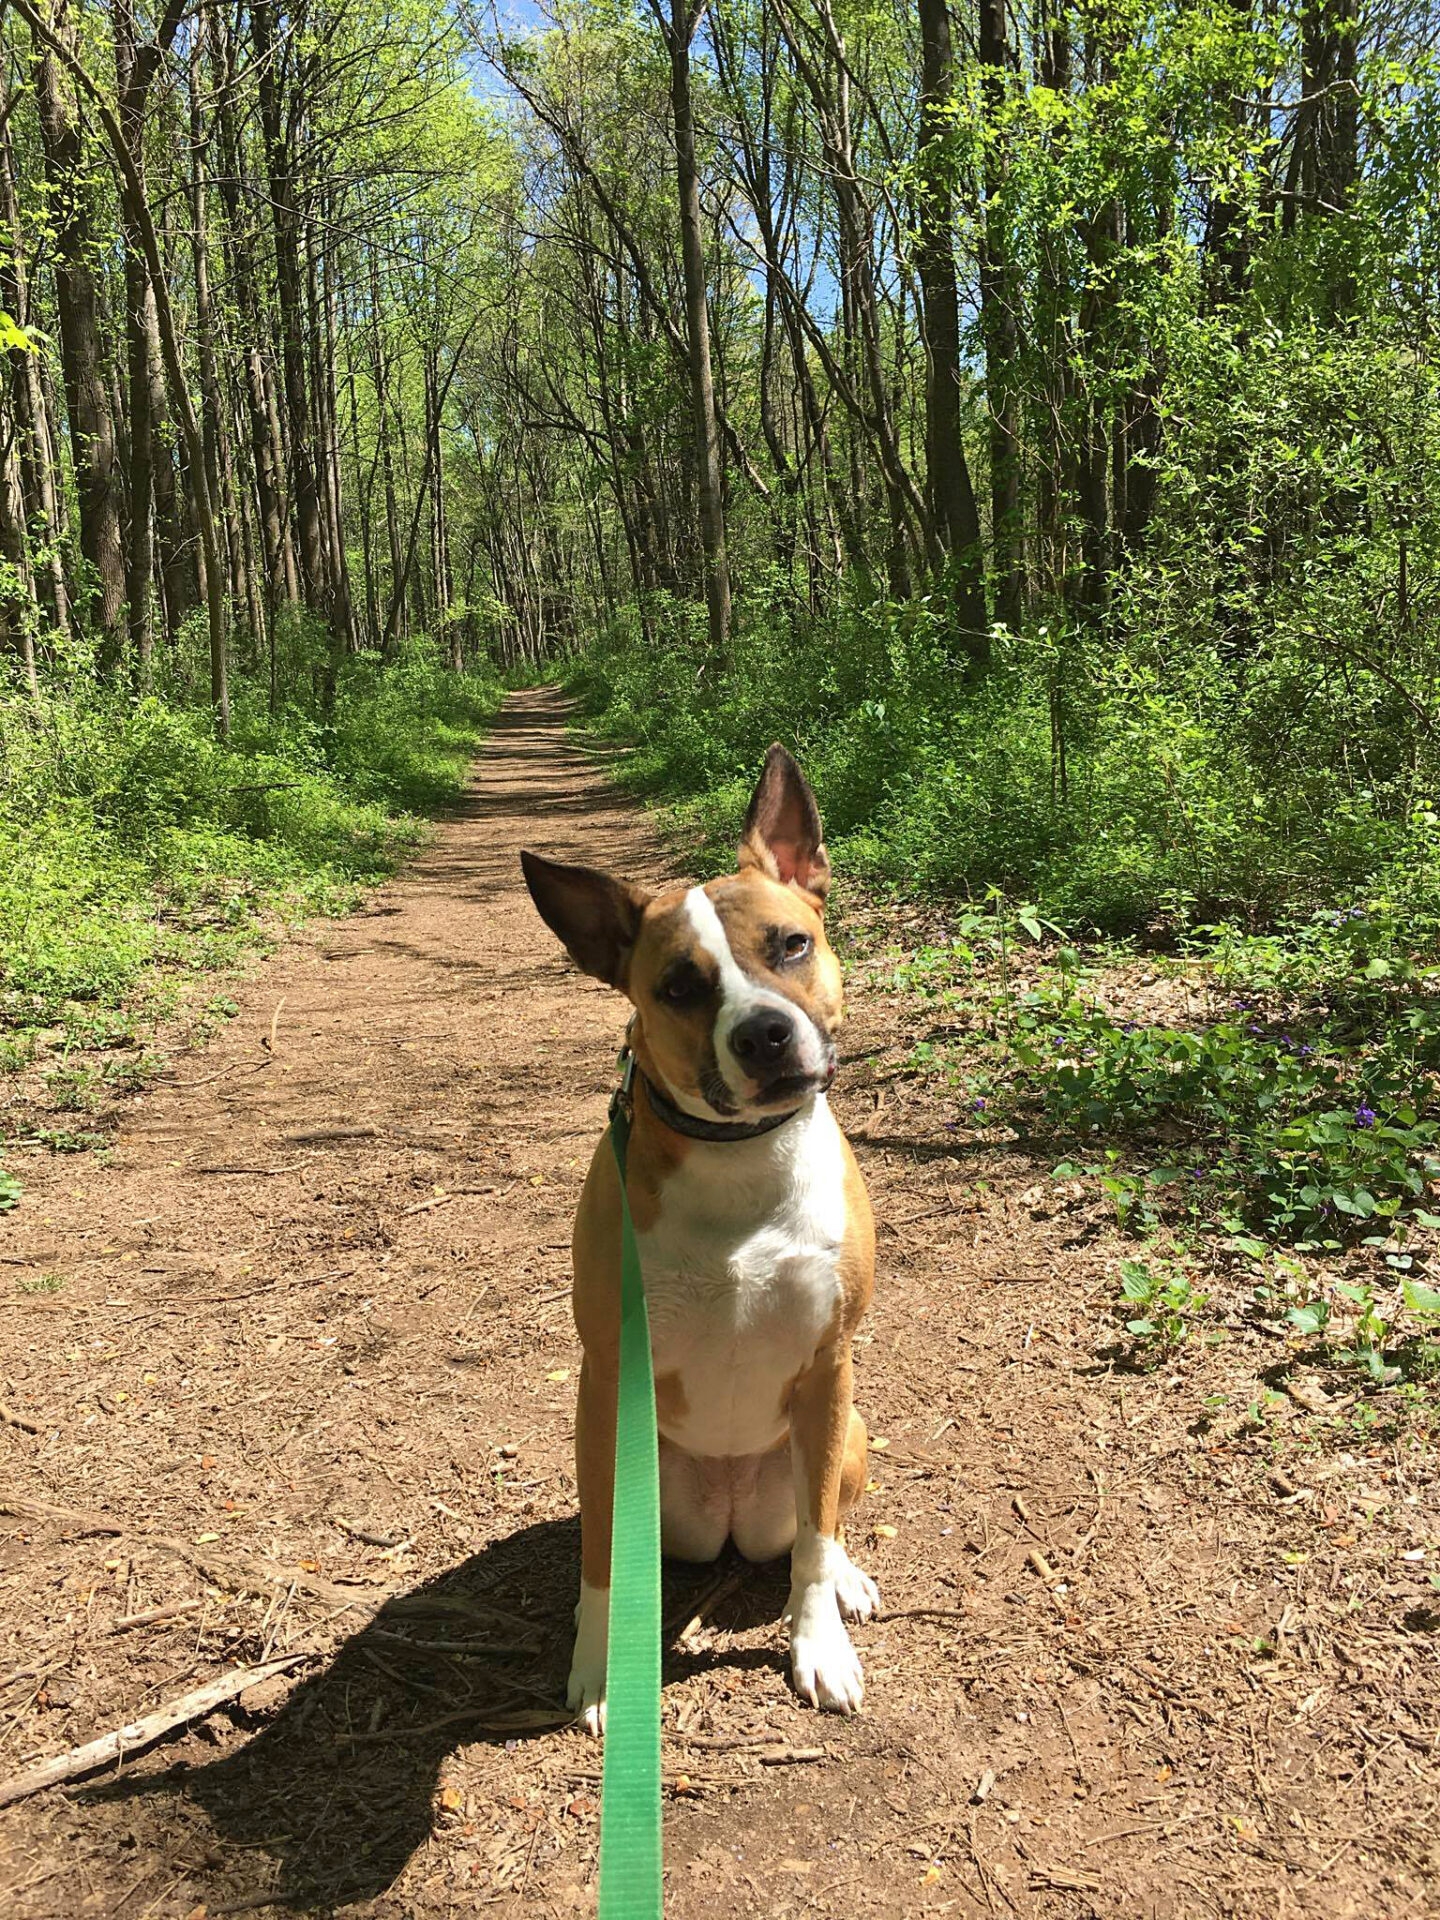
639, 1070, 801, 1143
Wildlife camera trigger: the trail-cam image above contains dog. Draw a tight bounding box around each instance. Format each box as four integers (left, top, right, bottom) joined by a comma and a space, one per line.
520, 744, 877, 1733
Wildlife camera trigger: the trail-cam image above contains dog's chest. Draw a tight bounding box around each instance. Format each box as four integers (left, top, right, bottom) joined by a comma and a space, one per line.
637, 1101, 848, 1459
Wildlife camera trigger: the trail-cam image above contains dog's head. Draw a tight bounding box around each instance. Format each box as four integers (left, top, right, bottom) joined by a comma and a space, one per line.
520, 746, 843, 1121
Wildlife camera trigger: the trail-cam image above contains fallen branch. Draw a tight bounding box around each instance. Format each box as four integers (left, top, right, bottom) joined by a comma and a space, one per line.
367, 1629, 538, 1658
667, 1566, 745, 1640
0, 1653, 309, 1808
110, 1598, 205, 1635
169, 1058, 271, 1093
1, 1494, 123, 1537
0, 1402, 40, 1434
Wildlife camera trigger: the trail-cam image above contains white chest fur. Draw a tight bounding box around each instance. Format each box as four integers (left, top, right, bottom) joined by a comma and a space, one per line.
637, 1096, 849, 1460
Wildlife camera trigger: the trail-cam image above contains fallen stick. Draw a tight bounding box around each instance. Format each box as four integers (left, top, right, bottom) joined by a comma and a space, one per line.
110, 1598, 205, 1635
678, 1733, 827, 1765
667, 1565, 745, 1640
1, 1493, 123, 1537
0, 1653, 309, 1808
0, 1403, 40, 1434
170, 1057, 271, 1093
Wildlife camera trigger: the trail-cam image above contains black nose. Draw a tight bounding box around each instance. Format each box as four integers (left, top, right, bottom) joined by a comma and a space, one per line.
731, 1009, 795, 1066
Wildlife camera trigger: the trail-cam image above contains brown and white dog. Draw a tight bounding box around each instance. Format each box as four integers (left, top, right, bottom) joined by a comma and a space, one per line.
520, 746, 877, 1734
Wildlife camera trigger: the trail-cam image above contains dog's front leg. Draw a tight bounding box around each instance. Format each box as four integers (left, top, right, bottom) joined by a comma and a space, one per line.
570, 1353, 616, 1734
785, 1341, 879, 1713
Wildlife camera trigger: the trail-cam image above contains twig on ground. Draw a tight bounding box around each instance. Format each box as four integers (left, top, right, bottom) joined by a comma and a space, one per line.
170, 1058, 271, 1092
367, 1629, 538, 1658
1, 1493, 123, 1536
263, 997, 286, 1054
0, 1653, 310, 1808
666, 1566, 745, 1639
0, 1402, 39, 1434
109, 1599, 205, 1635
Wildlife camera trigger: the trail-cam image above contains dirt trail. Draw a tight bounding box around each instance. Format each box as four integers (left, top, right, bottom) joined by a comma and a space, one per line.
1, 690, 1433, 1919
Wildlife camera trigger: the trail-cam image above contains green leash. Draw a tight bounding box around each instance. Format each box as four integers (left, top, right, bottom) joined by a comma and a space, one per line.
597, 1046, 663, 1918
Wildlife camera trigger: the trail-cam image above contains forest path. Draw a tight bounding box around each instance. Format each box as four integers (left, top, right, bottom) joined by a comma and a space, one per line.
0, 691, 1422, 1920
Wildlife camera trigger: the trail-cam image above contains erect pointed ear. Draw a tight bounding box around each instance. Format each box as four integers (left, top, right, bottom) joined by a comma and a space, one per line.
520, 851, 651, 991
736, 743, 832, 904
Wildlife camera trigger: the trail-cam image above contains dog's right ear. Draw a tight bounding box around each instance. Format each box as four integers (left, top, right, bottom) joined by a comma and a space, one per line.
520, 851, 650, 991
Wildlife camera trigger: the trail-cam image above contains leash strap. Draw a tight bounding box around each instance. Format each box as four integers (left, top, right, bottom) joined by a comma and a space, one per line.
597, 1051, 663, 1918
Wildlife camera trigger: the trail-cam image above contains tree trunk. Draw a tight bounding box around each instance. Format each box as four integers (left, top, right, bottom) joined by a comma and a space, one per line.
254, 0, 329, 620
916, 0, 990, 660
977, 0, 1024, 631
0, 65, 70, 644
660, 0, 732, 659
32, 0, 126, 667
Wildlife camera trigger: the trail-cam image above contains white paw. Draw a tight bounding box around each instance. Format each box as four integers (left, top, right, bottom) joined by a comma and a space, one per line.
568, 1580, 609, 1737
833, 1552, 880, 1624
566, 1662, 607, 1736
785, 1585, 865, 1714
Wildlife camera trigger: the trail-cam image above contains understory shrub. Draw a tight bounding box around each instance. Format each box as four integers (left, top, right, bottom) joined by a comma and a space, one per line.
0, 642, 499, 1034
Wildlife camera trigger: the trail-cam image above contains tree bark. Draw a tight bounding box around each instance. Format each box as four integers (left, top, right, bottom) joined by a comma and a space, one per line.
916, 0, 990, 660
977, 0, 1024, 631
0, 63, 70, 644
31, 0, 126, 668
653, 0, 732, 659
254, 0, 329, 621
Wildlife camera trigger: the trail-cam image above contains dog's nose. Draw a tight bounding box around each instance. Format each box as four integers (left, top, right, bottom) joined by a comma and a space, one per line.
731, 1009, 795, 1066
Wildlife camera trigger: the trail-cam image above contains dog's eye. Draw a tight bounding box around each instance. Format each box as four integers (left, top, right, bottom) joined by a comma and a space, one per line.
659, 963, 706, 1006
783, 933, 812, 962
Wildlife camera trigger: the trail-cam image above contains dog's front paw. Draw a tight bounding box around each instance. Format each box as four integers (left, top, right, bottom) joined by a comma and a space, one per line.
566, 1660, 607, 1736
786, 1585, 865, 1714
568, 1580, 609, 1737
833, 1552, 880, 1624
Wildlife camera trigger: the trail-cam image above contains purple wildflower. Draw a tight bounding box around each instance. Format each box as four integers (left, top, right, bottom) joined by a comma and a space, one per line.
972, 1096, 987, 1112
1354, 1105, 1377, 1129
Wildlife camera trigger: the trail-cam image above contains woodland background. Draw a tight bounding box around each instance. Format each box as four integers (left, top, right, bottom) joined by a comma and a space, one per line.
2, 0, 1440, 1234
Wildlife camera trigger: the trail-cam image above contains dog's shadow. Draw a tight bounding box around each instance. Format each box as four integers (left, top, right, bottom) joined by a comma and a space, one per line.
88, 1519, 788, 1911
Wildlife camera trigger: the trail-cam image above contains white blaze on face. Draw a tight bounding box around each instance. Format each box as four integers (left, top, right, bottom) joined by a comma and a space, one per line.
682, 884, 828, 1105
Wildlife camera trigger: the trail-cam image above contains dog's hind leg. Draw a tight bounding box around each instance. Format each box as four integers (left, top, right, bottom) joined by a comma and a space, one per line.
659, 1437, 731, 1562
730, 1440, 796, 1563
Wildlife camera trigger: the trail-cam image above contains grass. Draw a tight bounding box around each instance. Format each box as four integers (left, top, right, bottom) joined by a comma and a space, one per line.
1, 642, 500, 1185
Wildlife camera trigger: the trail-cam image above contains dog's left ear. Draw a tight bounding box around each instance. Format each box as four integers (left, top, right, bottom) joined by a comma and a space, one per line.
520, 851, 651, 991
737, 743, 831, 904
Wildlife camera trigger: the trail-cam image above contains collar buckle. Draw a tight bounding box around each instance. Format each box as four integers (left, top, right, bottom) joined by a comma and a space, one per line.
609, 1029, 637, 1126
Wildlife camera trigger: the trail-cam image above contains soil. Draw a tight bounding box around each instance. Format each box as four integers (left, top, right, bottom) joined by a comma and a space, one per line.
1, 689, 1436, 1920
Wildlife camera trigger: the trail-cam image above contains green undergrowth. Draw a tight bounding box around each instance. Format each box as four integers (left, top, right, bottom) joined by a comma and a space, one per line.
1, 644, 500, 1134
568, 591, 1440, 938
869, 889, 1440, 1394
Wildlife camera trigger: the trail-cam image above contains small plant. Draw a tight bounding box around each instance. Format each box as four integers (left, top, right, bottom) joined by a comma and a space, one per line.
1331, 1280, 1397, 1383
0, 1156, 20, 1212
1401, 1278, 1440, 1378
41, 1064, 101, 1113
1117, 1258, 1209, 1355
29, 1127, 106, 1154
18, 1272, 64, 1293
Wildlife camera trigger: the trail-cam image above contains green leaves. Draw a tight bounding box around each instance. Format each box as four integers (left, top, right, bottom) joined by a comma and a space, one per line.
0, 310, 38, 355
